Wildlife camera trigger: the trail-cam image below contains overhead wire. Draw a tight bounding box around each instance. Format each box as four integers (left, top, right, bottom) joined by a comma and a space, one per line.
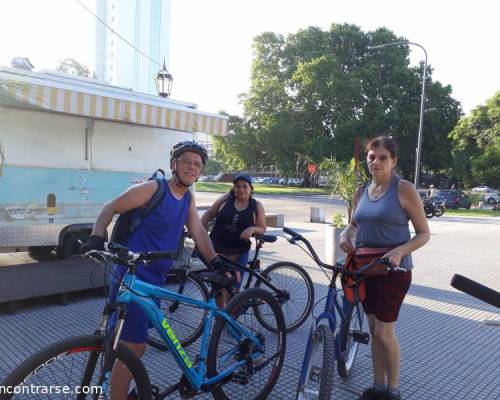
73, 0, 164, 69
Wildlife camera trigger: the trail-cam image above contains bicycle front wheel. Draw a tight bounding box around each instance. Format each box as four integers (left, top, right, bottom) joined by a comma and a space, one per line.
207, 288, 286, 400
296, 324, 335, 400
0, 335, 151, 400
147, 270, 209, 350
337, 302, 366, 378
256, 261, 314, 332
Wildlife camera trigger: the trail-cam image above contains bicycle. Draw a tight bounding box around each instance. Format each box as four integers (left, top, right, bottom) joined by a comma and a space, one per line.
280, 227, 407, 400
0, 243, 287, 400
147, 230, 314, 353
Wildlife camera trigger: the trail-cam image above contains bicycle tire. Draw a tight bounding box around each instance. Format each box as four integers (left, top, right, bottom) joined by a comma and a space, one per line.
255, 261, 314, 333
207, 288, 286, 400
0, 335, 151, 400
337, 302, 365, 378
296, 324, 335, 400
147, 270, 209, 350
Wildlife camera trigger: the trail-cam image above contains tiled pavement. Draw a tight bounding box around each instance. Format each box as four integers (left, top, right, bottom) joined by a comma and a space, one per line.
1, 216, 499, 399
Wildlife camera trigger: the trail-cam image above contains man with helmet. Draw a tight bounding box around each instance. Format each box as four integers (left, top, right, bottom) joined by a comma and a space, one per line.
82, 139, 222, 398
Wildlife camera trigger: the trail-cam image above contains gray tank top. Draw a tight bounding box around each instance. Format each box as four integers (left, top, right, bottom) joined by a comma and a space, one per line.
353, 175, 413, 270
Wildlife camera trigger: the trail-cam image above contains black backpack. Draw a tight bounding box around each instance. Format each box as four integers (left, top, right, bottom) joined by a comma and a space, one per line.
110, 169, 168, 245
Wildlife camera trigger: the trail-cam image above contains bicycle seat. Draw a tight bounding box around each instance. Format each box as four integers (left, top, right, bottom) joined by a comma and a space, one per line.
255, 234, 277, 243
198, 272, 237, 289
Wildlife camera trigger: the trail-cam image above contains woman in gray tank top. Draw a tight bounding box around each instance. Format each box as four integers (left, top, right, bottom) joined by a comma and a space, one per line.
340, 136, 430, 400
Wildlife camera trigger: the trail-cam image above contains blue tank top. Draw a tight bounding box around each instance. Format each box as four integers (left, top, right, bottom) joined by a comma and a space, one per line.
353, 175, 413, 270
125, 182, 191, 282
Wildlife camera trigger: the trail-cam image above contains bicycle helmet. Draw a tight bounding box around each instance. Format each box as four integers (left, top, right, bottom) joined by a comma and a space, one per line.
170, 140, 208, 165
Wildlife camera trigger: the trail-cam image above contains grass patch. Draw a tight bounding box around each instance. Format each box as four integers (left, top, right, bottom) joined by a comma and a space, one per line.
195, 182, 328, 195
444, 208, 500, 217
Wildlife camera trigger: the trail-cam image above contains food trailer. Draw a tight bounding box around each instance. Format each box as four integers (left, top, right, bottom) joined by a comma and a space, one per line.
0, 66, 227, 258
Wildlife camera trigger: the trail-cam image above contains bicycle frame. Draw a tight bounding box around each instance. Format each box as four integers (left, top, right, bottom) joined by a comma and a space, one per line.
115, 271, 264, 392
297, 271, 349, 384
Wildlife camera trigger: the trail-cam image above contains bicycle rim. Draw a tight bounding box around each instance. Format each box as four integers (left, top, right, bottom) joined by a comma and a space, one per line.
297, 325, 334, 400
0, 335, 151, 399
207, 288, 286, 400
256, 262, 314, 333
337, 303, 364, 378
147, 272, 208, 350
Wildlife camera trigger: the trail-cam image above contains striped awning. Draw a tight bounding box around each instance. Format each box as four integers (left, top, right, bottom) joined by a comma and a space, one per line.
0, 72, 228, 136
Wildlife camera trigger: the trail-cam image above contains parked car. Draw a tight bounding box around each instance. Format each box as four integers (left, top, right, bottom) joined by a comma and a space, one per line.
214, 173, 237, 182
471, 185, 493, 192
483, 192, 500, 205
434, 190, 471, 209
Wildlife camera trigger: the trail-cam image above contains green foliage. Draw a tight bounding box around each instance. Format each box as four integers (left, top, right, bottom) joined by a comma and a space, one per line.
320, 158, 368, 221
56, 58, 94, 78
449, 90, 500, 187
203, 159, 223, 176
332, 212, 345, 228
229, 24, 461, 179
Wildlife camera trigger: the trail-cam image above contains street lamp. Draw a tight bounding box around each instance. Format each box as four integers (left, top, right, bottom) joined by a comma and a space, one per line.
367, 41, 428, 189
155, 59, 173, 98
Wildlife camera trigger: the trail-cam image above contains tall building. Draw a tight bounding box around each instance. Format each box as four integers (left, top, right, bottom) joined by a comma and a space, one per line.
95, 0, 171, 95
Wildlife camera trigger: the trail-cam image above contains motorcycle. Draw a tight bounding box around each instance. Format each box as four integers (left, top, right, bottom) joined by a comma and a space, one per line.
423, 195, 445, 218
431, 195, 446, 217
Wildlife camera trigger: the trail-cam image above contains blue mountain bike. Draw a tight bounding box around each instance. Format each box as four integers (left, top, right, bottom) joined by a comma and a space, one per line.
279, 227, 405, 400
1, 243, 286, 400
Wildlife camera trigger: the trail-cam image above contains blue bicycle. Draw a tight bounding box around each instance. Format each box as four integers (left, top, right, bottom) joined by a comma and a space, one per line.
280, 227, 405, 400
1, 243, 286, 400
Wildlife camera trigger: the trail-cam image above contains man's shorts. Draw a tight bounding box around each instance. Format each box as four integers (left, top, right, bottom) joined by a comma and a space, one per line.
107, 264, 164, 344
362, 270, 412, 323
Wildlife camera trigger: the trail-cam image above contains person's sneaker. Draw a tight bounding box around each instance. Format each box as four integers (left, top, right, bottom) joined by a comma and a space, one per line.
358, 387, 385, 400
379, 391, 401, 400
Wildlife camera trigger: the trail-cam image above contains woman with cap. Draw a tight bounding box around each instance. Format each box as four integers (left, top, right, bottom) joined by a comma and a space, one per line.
201, 174, 266, 303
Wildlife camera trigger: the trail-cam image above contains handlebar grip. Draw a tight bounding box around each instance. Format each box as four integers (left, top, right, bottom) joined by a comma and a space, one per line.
451, 274, 500, 309
283, 226, 301, 239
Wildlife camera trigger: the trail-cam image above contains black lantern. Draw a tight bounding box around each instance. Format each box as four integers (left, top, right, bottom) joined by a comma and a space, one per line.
155, 60, 173, 97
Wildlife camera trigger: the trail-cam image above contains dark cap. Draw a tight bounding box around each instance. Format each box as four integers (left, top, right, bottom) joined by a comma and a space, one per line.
233, 174, 252, 186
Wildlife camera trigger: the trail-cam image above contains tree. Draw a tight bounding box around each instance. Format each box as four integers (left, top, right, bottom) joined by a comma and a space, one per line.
235, 24, 461, 180
449, 90, 500, 187
320, 158, 368, 221
56, 58, 94, 78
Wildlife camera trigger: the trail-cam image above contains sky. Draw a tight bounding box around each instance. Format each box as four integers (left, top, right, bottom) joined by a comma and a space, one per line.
1, 0, 499, 117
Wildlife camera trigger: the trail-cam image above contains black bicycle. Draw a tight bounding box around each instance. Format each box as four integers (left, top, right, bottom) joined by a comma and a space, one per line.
147, 230, 314, 351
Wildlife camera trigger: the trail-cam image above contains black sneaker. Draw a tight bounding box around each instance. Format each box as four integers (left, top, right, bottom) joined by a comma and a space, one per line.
379, 391, 401, 400
358, 387, 385, 400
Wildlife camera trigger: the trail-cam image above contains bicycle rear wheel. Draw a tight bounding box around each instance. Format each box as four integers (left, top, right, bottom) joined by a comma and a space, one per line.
0, 335, 151, 399
207, 288, 286, 400
147, 270, 209, 350
337, 302, 366, 378
255, 261, 314, 332
296, 324, 335, 400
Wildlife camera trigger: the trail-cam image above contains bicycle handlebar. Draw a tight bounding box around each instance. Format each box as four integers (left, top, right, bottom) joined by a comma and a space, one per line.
84, 242, 177, 265
282, 226, 406, 277
451, 274, 500, 309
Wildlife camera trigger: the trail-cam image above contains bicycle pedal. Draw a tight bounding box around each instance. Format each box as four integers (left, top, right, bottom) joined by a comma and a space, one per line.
352, 330, 370, 344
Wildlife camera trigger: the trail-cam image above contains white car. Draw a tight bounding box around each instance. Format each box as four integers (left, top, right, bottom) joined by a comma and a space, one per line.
483, 192, 500, 204
472, 185, 493, 192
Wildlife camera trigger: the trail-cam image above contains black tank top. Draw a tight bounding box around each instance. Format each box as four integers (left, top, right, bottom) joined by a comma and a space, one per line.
210, 196, 257, 255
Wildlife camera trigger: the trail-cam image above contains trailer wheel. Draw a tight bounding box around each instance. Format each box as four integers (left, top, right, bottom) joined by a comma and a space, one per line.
58, 232, 90, 259
28, 246, 56, 261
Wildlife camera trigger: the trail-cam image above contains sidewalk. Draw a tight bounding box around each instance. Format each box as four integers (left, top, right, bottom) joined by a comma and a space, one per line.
1, 220, 499, 399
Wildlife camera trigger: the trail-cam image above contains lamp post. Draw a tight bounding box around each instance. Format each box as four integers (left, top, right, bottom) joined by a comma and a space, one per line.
155, 59, 173, 98
367, 41, 428, 189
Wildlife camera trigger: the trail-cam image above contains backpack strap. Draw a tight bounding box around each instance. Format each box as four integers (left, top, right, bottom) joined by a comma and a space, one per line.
140, 177, 166, 219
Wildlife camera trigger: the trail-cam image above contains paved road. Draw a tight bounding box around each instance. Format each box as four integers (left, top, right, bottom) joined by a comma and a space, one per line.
0, 195, 499, 399
196, 191, 346, 223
